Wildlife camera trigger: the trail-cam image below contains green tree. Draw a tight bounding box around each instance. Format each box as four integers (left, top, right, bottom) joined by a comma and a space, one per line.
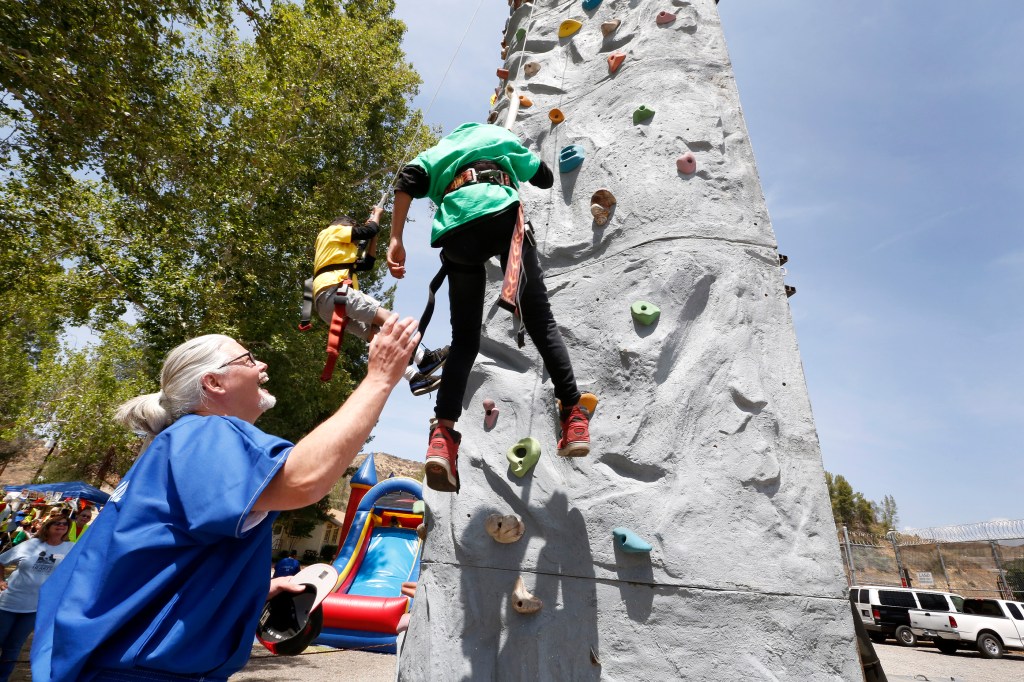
879, 494, 899, 531
825, 470, 900, 535
0, 0, 434, 542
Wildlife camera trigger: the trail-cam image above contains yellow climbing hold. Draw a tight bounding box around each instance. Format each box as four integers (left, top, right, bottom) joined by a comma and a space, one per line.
558, 19, 583, 38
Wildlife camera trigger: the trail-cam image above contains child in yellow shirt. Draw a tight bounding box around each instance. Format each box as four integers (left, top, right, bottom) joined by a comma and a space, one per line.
305, 207, 447, 394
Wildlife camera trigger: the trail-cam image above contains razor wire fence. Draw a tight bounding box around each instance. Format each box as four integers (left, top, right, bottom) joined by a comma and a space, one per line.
837, 521, 1024, 600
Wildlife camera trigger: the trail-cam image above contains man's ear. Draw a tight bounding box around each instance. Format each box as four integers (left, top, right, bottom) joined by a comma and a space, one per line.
201, 372, 226, 396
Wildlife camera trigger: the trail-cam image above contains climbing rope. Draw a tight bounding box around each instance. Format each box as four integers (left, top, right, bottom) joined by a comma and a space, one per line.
371, 0, 490, 208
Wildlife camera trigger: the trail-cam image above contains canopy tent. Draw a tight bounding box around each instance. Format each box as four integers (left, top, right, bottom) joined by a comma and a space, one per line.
4, 481, 110, 505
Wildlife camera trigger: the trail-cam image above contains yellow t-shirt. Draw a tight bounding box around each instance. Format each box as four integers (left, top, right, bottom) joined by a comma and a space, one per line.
312, 223, 360, 298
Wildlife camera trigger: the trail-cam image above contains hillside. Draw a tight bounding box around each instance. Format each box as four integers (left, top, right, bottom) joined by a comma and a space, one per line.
332, 452, 423, 513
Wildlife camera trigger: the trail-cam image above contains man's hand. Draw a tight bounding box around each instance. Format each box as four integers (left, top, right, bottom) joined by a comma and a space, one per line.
387, 239, 406, 279
267, 576, 306, 601
367, 314, 420, 387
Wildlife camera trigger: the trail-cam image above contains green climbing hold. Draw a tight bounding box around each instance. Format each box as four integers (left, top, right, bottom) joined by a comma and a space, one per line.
631, 301, 660, 325
632, 105, 655, 125
613, 527, 653, 554
515, 28, 526, 43
412, 500, 426, 515
506, 437, 542, 477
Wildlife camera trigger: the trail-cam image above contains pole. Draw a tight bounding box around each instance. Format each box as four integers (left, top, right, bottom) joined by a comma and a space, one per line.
934, 542, 951, 592
887, 530, 906, 587
843, 525, 857, 586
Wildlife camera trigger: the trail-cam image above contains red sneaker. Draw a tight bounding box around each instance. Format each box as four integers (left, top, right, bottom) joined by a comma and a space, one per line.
424, 421, 462, 492
557, 405, 590, 458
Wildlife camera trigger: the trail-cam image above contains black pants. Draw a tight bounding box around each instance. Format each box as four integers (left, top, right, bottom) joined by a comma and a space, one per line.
435, 205, 580, 422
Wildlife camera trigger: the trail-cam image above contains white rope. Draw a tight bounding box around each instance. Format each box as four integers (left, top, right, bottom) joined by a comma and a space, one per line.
373, 0, 490, 207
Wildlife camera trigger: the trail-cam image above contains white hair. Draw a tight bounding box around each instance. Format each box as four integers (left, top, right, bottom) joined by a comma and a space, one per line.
115, 334, 235, 442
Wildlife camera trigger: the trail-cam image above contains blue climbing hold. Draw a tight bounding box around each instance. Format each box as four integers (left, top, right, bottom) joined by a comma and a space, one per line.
582, 0, 603, 10
559, 144, 585, 173
612, 527, 652, 554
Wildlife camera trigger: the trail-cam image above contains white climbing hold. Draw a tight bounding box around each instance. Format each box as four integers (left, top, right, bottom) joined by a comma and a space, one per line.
512, 576, 542, 614
485, 513, 525, 543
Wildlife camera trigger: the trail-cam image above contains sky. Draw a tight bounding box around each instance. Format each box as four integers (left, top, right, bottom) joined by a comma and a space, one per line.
371, 0, 1024, 532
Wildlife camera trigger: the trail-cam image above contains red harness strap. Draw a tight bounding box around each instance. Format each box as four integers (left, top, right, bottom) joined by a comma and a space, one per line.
320, 279, 352, 382
498, 203, 527, 314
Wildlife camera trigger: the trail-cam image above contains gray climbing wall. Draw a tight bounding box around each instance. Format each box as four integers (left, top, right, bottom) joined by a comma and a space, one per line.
397, 0, 862, 679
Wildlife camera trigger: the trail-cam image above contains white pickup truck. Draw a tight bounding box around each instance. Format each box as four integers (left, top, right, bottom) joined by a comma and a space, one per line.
910, 597, 1024, 658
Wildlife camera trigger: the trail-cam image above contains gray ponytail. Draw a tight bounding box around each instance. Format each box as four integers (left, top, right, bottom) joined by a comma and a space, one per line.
115, 334, 235, 441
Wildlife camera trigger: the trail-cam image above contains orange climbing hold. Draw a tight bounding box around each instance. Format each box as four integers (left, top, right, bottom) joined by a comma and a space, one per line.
549, 108, 565, 124
518, 95, 533, 108
607, 51, 625, 74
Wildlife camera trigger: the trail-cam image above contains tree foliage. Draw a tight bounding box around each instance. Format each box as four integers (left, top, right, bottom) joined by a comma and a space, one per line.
0, 0, 434, 510
825, 471, 899, 535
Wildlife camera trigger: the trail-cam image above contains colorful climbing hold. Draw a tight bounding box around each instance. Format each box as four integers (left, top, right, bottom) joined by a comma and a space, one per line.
630, 300, 660, 325
558, 144, 585, 172
558, 392, 599, 419
601, 19, 621, 37
656, 11, 676, 25
524, 61, 541, 77
484, 404, 499, 430
506, 436, 541, 477
676, 152, 696, 175
485, 514, 526, 543
582, 0, 602, 10
518, 95, 533, 108
632, 105, 655, 125
612, 527, 653, 553
512, 576, 543, 614
483, 398, 496, 412
497, 68, 509, 80
590, 188, 616, 226
515, 27, 526, 43
548, 108, 564, 124
558, 19, 583, 38
607, 51, 625, 74
412, 500, 426, 515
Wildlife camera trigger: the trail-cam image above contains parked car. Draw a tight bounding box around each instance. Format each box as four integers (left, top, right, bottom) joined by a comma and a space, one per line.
849, 585, 965, 646
911, 597, 1024, 659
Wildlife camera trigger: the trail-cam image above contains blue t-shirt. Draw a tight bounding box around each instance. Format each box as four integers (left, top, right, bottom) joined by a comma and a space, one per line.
273, 556, 301, 578
31, 414, 292, 681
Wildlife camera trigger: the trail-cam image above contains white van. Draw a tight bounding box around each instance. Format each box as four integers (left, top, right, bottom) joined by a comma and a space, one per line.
849, 585, 964, 646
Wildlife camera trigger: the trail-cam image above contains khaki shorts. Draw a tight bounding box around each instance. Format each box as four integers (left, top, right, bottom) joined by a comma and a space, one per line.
315, 284, 382, 342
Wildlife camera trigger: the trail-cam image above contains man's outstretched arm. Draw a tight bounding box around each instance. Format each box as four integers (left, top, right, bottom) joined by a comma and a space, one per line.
253, 315, 420, 511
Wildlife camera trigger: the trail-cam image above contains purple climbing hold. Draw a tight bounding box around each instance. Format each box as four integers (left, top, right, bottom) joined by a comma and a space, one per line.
676, 152, 696, 175
656, 11, 676, 25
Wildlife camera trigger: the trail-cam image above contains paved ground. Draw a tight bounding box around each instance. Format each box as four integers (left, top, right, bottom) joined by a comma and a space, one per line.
11, 637, 1024, 680
875, 639, 1024, 682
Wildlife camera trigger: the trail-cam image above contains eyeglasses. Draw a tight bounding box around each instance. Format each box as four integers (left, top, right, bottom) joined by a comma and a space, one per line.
52, 522, 69, 527
218, 351, 257, 369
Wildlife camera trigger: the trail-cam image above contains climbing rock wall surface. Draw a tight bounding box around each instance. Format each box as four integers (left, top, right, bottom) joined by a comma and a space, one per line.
399, 0, 860, 679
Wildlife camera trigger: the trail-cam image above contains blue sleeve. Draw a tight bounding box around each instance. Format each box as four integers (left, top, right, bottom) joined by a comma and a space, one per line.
168, 417, 291, 541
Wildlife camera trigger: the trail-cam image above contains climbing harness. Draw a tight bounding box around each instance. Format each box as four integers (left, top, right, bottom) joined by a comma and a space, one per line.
413, 162, 534, 348
299, 238, 376, 382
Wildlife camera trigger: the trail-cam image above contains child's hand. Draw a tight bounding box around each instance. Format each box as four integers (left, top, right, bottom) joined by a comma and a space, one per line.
370, 206, 385, 224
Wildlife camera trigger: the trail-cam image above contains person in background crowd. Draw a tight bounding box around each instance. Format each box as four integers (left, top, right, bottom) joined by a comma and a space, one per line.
0, 517, 73, 681
272, 549, 301, 578
68, 507, 93, 543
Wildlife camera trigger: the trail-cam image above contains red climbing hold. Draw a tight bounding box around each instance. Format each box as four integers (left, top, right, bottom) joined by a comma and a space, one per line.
497, 68, 509, 80
676, 152, 696, 175
607, 51, 625, 74
656, 11, 675, 25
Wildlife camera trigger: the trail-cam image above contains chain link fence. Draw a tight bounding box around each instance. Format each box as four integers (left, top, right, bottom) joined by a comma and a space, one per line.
838, 521, 1024, 599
